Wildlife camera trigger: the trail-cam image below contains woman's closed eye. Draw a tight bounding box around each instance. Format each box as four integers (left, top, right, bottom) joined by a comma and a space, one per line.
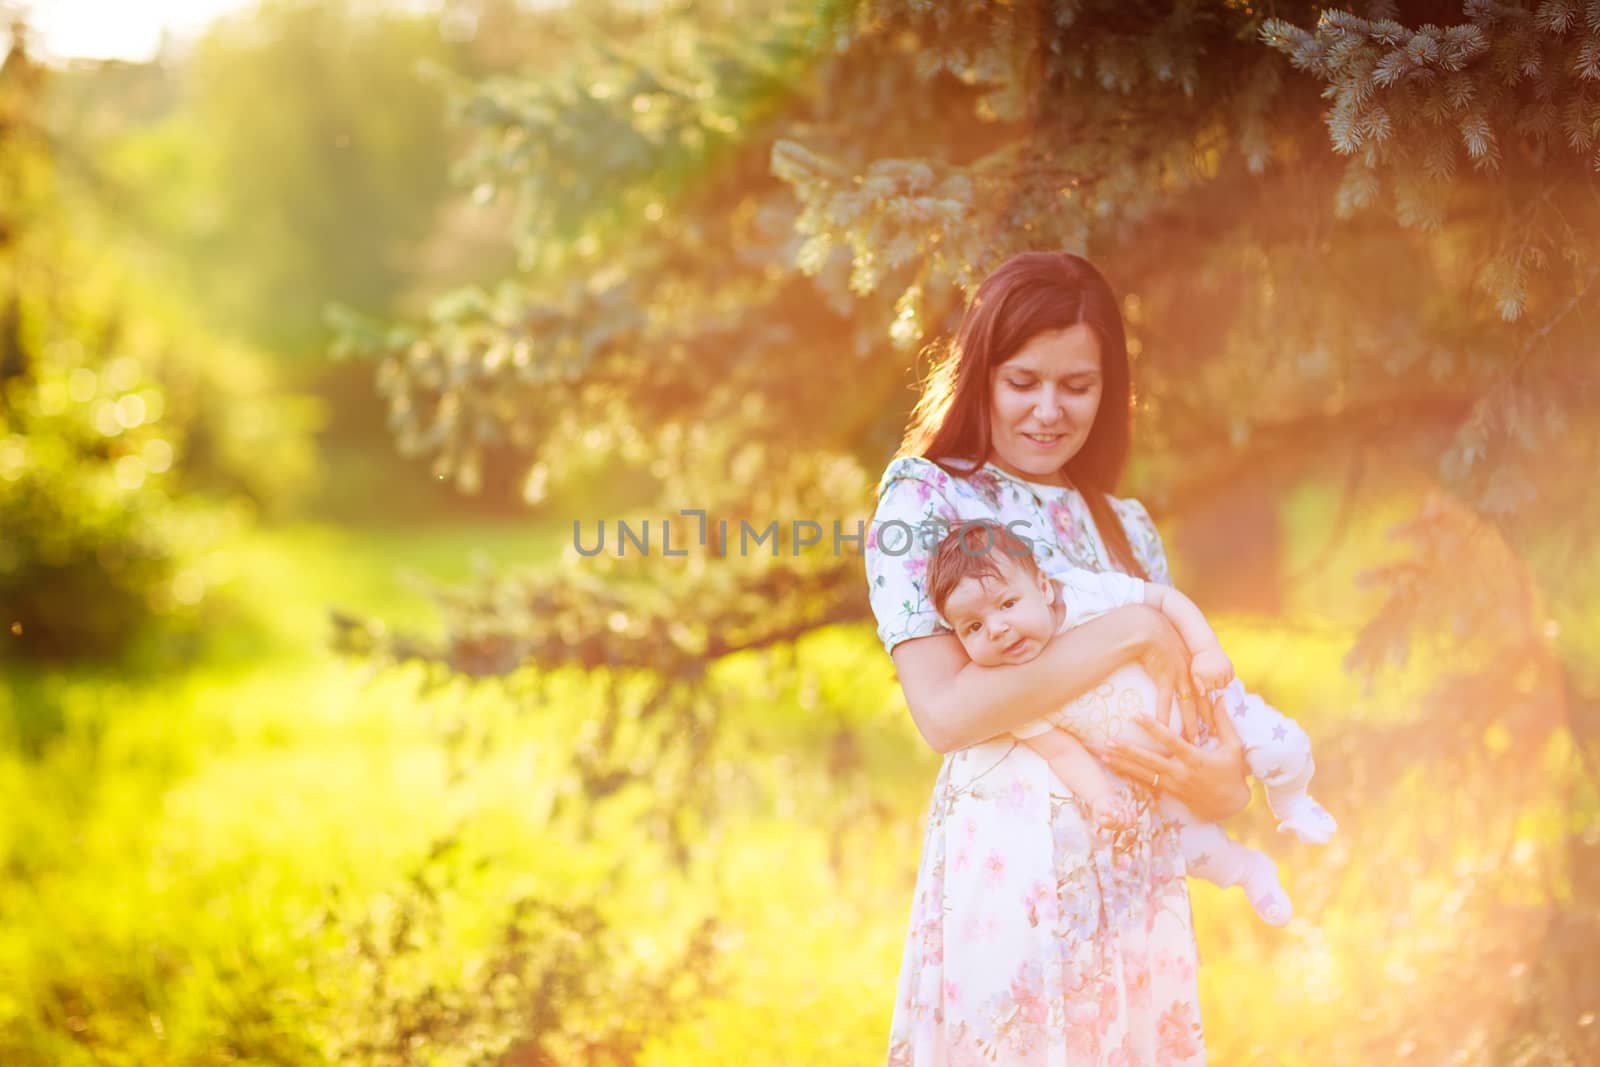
1006, 378, 1094, 395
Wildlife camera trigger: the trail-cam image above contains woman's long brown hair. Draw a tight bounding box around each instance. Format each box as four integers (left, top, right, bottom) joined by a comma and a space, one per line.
894, 251, 1147, 579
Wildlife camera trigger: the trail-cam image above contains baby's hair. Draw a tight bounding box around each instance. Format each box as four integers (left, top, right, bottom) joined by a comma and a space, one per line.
926, 520, 1041, 618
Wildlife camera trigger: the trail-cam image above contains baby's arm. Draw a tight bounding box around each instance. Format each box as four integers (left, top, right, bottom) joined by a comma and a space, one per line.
1141, 583, 1234, 692
1021, 729, 1135, 831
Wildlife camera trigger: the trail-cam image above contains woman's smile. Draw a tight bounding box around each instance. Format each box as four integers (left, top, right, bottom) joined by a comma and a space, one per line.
987, 323, 1104, 484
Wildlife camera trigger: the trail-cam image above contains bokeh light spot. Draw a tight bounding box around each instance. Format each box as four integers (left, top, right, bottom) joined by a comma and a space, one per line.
93, 401, 123, 437
114, 455, 146, 490
67, 367, 98, 402
142, 438, 174, 473
116, 394, 148, 429
172, 570, 205, 607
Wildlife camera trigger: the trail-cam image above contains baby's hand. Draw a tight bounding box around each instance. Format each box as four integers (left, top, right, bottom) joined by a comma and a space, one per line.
1190, 647, 1235, 692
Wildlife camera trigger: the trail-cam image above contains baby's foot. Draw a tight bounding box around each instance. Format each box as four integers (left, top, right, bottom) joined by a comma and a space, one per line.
1088, 793, 1137, 837
1274, 796, 1337, 845
1239, 852, 1293, 927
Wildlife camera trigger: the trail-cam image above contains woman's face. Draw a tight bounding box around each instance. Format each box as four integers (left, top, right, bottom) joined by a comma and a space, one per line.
987, 323, 1103, 487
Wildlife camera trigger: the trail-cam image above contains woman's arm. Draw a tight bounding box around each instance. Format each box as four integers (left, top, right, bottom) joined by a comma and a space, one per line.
891, 602, 1200, 754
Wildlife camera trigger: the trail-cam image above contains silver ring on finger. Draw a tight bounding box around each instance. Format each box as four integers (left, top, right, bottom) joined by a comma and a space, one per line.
1152, 772, 1160, 790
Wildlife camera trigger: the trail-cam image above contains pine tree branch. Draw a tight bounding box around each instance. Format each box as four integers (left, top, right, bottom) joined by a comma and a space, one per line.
1157, 386, 1477, 517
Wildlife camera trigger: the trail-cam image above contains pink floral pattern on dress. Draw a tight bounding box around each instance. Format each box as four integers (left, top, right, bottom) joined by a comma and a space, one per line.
866, 456, 1203, 1065
1048, 496, 1084, 547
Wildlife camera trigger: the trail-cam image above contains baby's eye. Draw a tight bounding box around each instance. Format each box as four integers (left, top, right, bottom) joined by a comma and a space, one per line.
1003, 598, 1018, 608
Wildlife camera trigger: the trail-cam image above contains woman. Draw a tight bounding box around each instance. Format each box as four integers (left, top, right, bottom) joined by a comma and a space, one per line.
866, 252, 1251, 1065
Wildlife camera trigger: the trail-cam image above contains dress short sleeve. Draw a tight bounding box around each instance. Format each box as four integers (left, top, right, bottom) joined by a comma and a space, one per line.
865, 457, 959, 656
1114, 496, 1173, 587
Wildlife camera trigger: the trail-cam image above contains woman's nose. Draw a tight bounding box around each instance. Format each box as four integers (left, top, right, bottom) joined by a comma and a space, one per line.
1033, 389, 1063, 423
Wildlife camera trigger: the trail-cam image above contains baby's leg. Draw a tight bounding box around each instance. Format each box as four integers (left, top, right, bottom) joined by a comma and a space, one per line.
1165, 800, 1293, 927
1021, 729, 1135, 834
1226, 684, 1336, 844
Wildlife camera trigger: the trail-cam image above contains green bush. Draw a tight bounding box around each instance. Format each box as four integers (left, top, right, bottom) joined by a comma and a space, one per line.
1, 30, 314, 665
0, 253, 316, 663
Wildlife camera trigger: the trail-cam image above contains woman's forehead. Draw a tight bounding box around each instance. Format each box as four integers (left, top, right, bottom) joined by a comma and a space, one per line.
999, 325, 1101, 374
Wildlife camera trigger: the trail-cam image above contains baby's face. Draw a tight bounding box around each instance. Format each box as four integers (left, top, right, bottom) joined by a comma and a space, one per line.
941, 559, 1056, 667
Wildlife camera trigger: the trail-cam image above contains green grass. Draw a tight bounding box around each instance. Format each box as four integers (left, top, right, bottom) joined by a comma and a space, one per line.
1, 499, 1594, 1065
235, 517, 574, 644
0, 518, 562, 1062
0, 516, 923, 1064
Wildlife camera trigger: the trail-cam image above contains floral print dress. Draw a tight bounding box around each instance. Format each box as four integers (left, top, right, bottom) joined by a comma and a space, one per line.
866, 455, 1206, 1067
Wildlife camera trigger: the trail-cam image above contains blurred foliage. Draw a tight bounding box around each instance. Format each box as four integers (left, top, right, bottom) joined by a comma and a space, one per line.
327, 0, 1600, 1063
57, 0, 458, 357
347, 0, 1600, 674
0, 21, 315, 662
43, 0, 565, 517
3, 0, 1599, 1065
343, 0, 1600, 746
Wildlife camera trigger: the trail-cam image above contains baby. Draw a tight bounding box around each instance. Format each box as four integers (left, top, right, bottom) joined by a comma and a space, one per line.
925, 520, 1336, 927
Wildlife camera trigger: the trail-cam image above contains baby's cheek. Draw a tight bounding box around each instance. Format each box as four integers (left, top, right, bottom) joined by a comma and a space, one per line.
956, 638, 990, 666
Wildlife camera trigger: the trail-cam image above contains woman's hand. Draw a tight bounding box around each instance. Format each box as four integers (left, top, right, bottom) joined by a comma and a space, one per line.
1128, 606, 1204, 743
1095, 697, 1251, 823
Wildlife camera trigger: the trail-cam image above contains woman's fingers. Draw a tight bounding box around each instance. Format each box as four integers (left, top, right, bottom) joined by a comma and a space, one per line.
1102, 693, 1251, 821
1130, 714, 1199, 767
1154, 673, 1197, 745
1177, 687, 1200, 744
1194, 680, 1221, 736
1150, 670, 1178, 744
1142, 611, 1199, 742
1099, 740, 1177, 787
1102, 716, 1196, 788
1178, 726, 1252, 821
1207, 692, 1245, 752
1168, 644, 1201, 743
